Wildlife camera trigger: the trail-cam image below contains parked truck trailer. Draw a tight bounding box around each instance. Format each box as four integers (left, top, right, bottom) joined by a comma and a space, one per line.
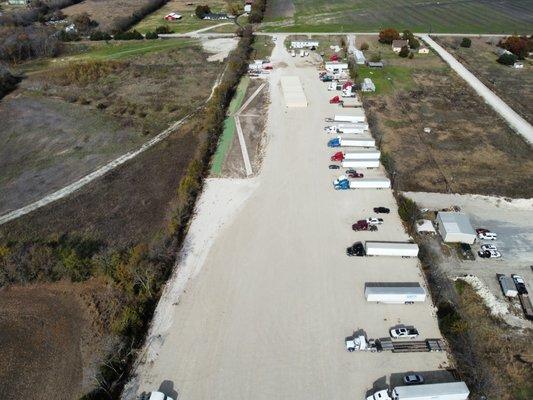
364, 283, 426, 304
365, 241, 419, 257
331, 149, 380, 159
333, 177, 390, 189
366, 381, 470, 400
328, 138, 376, 148
341, 159, 380, 169
325, 114, 366, 123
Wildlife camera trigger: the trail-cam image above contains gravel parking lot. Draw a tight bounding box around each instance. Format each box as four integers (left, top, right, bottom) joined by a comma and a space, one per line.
126, 36, 451, 400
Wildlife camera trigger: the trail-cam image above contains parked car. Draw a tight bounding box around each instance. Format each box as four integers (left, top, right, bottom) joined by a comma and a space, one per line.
481, 244, 498, 252
347, 171, 364, 178
478, 249, 501, 259
390, 327, 419, 339
512, 274, 528, 295
476, 228, 490, 234
347, 242, 365, 256
460, 243, 475, 261
366, 217, 384, 226
477, 231, 497, 240
352, 220, 377, 231
373, 207, 390, 214
403, 374, 424, 385
345, 169, 358, 175
329, 164, 340, 169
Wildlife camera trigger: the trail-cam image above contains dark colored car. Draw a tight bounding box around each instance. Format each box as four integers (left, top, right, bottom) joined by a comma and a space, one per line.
403, 374, 424, 385
347, 171, 364, 178
329, 164, 340, 169
345, 169, 357, 175
347, 242, 365, 256
373, 207, 390, 214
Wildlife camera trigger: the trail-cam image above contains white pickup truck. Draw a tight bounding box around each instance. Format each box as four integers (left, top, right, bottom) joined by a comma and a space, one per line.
140, 392, 174, 400
390, 327, 419, 339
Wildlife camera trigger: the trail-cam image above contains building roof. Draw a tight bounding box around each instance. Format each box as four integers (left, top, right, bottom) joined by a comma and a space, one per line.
437, 212, 475, 236
367, 61, 383, 67
416, 219, 436, 234
392, 40, 409, 48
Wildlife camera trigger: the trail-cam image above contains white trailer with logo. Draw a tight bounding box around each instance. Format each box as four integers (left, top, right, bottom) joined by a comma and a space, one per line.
325, 114, 366, 123
365, 283, 426, 303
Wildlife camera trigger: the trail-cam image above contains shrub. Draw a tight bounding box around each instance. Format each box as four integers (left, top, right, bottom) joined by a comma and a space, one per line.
90, 31, 112, 41
460, 37, 471, 48
402, 30, 414, 40
408, 51, 414, 59
378, 28, 400, 44
0, 65, 20, 99
145, 31, 159, 40
369, 53, 382, 62
114, 30, 143, 40
397, 194, 419, 231
58, 30, 80, 42
195, 5, 211, 19
398, 45, 410, 58
155, 25, 173, 34
497, 53, 516, 65
359, 42, 369, 51
408, 37, 419, 49
498, 35, 528, 59
50, 60, 126, 86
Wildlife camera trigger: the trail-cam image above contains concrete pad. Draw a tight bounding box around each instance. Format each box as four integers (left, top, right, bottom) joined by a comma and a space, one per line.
280, 76, 308, 107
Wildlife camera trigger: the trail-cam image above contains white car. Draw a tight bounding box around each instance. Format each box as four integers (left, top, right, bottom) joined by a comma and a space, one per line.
478, 249, 501, 259
481, 244, 498, 252
366, 217, 384, 226
477, 231, 497, 240
390, 327, 419, 339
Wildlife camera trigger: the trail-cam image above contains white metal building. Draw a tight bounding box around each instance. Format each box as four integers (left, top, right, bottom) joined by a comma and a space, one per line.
436, 212, 476, 244
361, 78, 375, 92
290, 41, 319, 49
354, 49, 366, 64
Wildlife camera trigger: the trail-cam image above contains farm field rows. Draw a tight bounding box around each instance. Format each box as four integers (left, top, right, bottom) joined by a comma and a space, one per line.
263, 0, 533, 33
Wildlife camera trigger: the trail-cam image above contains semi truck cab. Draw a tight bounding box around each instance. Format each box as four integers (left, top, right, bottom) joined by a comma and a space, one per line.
366, 389, 391, 400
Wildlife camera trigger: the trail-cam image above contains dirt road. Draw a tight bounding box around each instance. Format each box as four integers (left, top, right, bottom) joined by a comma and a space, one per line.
421, 35, 533, 144
124, 36, 449, 399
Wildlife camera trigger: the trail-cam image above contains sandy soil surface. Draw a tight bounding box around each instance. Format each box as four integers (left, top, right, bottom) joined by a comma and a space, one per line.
202, 37, 239, 62
123, 36, 450, 400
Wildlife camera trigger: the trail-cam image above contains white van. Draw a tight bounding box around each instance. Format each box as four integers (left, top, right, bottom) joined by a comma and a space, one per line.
478, 231, 497, 240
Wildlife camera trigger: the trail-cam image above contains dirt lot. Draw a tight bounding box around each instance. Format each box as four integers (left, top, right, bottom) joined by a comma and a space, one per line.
0, 39, 222, 215
356, 36, 533, 198
220, 78, 269, 177
435, 36, 533, 125
0, 280, 121, 400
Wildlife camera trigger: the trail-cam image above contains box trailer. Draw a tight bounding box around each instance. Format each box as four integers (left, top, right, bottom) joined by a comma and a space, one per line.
367, 382, 469, 400
325, 62, 348, 73
325, 114, 366, 123
497, 274, 518, 298
364, 283, 426, 304
328, 137, 376, 147
325, 126, 367, 134
335, 149, 380, 160
341, 159, 380, 169
349, 178, 390, 188
365, 241, 419, 257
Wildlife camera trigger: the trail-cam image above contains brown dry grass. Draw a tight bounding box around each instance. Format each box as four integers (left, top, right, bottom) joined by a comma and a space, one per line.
365, 67, 533, 198
452, 283, 533, 399
0, 279, 122, 400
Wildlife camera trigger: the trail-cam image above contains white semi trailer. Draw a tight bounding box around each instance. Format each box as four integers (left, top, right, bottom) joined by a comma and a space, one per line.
325, 126, 367, 134
341, 150, 380, 159
364, 283, 426, 303
365, 241, 419, 257
326, 114, 366, 123
366, 381, 470, 400
341, 159, 380, 168
328, 137, 376, 147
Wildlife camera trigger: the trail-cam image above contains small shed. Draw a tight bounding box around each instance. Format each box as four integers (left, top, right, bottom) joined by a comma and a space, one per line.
392, 40, 409, 52
418, 46, 429, 54
367, 61, 383, 68
244, 4, 251, 12
361, 78, 375, 92
354, 49, 366, 65
416, 219, 436, 234
436, 212, 476, 244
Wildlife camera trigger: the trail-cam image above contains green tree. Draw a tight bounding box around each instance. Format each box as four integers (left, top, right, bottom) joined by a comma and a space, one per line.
195, 5, 211, 19
497, 53, 516, 65
398, 45, 410, 58
408, 37, 420, 49
460, 38, 471, 48
145, 31, 158, 39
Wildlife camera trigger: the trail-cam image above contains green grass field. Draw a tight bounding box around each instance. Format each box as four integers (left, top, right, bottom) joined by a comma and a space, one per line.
263, 0, 533, 33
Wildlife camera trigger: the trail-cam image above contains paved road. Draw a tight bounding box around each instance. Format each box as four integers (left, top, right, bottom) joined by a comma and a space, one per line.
124, 35, 449, 400
421, 35, 533, 144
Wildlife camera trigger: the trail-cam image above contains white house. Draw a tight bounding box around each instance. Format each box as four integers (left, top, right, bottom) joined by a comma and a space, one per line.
436, 212, 476, 244
244, 4, 251, 12
392, 39, 409, 53
361, 78, 375, 92
418, 46, 429, 54
291, 41, 319, 49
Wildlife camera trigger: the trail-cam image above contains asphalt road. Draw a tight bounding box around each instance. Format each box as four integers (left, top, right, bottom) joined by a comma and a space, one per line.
421, 35, 533, 144
125, 37, 450, 399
